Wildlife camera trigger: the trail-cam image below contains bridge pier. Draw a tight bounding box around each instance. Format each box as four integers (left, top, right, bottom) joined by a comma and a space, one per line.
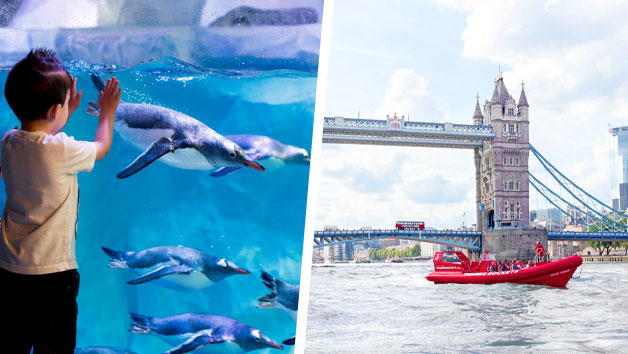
466, 248, 482, 262
482, 229, 547, 261
474, 147, 482, 232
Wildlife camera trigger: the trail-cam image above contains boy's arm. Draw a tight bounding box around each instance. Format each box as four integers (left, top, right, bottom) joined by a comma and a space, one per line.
94, 78, 121, 161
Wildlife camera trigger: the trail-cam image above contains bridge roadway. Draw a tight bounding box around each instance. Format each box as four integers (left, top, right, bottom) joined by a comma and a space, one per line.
322, 117, 495, 149
313, 228, 628, 250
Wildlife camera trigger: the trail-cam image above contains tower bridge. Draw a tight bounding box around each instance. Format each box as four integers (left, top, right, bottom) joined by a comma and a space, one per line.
317, 72, 628, 260
313, 228, 628, 250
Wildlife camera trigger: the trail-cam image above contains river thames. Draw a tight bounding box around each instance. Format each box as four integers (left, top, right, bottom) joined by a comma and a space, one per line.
305, 261, 628, 353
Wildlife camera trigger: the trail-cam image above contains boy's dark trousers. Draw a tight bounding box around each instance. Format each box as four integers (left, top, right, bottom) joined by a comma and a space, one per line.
0, 267, 80, 353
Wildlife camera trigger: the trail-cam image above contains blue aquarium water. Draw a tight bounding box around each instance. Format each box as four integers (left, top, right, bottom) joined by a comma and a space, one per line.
0, 56, 315, 353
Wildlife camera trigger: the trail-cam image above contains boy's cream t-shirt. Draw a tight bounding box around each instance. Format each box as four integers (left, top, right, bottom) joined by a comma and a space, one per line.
0, 129, 97, 275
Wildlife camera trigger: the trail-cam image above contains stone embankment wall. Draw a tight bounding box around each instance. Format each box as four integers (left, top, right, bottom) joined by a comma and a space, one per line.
582, 256, 628, 262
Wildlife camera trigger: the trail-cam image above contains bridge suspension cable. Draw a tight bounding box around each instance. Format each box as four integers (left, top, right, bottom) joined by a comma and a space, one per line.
528, 144, 628, 231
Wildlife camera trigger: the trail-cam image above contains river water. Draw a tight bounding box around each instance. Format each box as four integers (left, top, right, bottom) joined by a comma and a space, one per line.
305, 262, 628, 353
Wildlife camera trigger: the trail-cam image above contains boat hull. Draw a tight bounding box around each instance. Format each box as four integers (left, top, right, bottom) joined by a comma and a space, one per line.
426, 255, 583, 287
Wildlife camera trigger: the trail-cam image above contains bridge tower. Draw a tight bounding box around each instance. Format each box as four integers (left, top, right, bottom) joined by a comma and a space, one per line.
474, 71, 546, 259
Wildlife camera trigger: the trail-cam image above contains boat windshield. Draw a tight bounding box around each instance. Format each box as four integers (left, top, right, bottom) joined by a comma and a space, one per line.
442, 254, 461, 263
481, 253, 496, 262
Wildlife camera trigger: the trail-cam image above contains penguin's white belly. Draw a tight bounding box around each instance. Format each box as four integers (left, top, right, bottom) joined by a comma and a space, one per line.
115, 124, 215, 170
153, 271, 214, 291
259, 157, 285, 172
160, 149, 214, 170
267, 301, 297, 321
158, 334, 245, 354
277, 302, 298, 322
116, 124, 174, 150
130, 267, 213, 291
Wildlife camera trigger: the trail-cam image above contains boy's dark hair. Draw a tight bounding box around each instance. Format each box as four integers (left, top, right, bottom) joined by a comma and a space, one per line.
4, 48, 72, 122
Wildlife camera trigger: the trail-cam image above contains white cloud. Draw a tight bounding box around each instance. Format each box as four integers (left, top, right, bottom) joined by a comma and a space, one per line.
373, 69, 442, 120
452, 0, 628, 204
316, 143, 477, 229
456, 0, 628, 100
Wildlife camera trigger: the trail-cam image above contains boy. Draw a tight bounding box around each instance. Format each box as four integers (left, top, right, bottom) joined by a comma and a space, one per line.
0, 48, 121, 352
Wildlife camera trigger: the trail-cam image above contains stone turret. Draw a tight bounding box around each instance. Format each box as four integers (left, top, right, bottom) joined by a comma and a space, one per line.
478, 71, 530, 230
518, 82, 529, 120
473, 95, 483, 126
475, 71, 545, 261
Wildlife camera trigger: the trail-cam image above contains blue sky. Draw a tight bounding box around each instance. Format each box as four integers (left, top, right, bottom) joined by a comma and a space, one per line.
315, 0, 628, 230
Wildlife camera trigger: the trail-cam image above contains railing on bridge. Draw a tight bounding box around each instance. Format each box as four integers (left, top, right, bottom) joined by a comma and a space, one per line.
313, 228, 482, 250
322, 134, 485, 148
322, 117, 494, 149
323, 117, 493, 134
547, 230, 628, 241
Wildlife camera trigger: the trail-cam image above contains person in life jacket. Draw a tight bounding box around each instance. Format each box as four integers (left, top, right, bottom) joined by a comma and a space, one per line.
500, 261, 508, 271
511, 259, 518, 270
534, 241, 546, 263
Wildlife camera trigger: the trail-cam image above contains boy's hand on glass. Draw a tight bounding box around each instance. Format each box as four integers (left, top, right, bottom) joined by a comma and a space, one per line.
98, 77, 121, 118
68, 76, 82, 117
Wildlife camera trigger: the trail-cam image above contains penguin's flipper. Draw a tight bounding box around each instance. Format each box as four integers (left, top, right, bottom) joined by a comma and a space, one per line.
282, 336, 296, 346
127, 264, 194, 285
91, 74, 106, 92
90, 74, 125, 101
209, 167, 242, 177
261, 270, 281, 291
117, 137, 177, 179
164, 330, 221, 354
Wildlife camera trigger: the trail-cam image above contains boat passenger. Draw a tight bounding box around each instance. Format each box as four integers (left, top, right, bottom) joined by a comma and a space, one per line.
527, 261, 533, 268
534, 241, 546, 263
499, 261, 508, 271
511, 259, 518, 270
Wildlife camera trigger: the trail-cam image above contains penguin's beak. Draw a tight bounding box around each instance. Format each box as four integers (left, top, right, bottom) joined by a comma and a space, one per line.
236, 148, 265, 171
242, 159, 265, 171
231, 268, 250, 274
267, 342, 284, 350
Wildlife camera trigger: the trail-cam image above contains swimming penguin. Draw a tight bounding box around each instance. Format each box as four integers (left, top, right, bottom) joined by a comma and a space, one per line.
129, 312, 284, 354
85, 75, 265, 178
75, 347, 137, 354
210, 134, 310, 177
101, 245, 249, 291
256, 270, 299, 321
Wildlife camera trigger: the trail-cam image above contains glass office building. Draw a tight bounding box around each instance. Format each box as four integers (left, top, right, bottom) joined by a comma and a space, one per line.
610, 126, 628, 211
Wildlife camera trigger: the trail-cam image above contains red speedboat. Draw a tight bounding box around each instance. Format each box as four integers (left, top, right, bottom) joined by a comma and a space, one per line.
425, 250, 582, 288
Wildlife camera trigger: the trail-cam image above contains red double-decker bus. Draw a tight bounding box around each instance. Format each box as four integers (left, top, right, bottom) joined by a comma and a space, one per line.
395, 221, 425, 230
